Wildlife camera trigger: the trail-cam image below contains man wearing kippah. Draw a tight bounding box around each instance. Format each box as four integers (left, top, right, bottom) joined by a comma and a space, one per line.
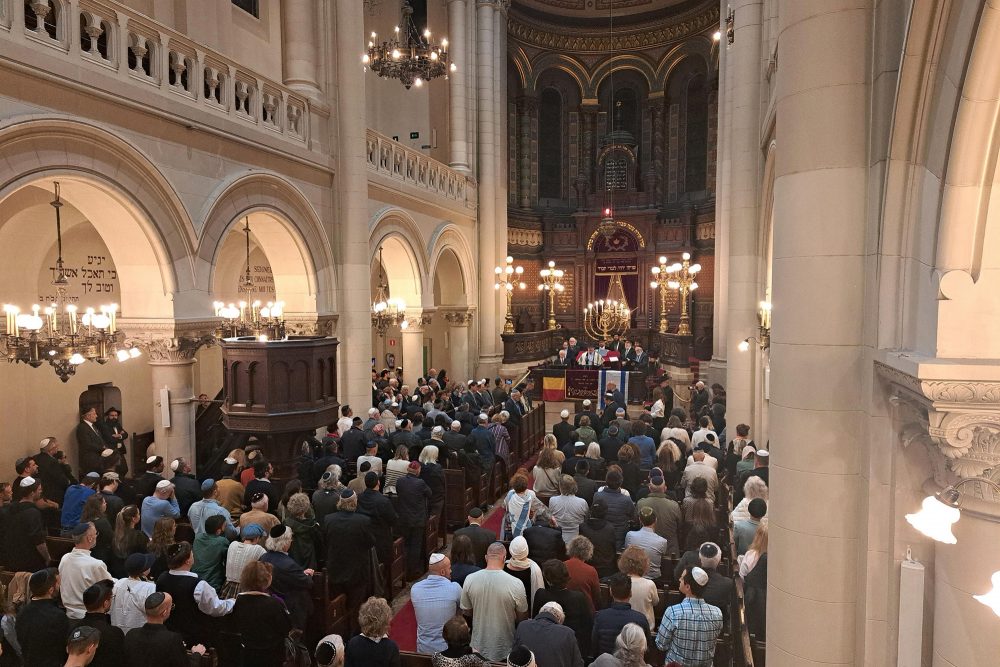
124, 592, 204, 665
59, 522, 114, 619
135, 456, 166, 500
655, 567, 724, 666
140, 480, 180, 538
15, 568, 68, 666
169, 458, 201, 515
7, 477, 52, 571
410, 553, 462, 653
187, 479, 237, 540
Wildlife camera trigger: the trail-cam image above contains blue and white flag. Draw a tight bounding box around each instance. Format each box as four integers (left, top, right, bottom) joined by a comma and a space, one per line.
598, 369, 628, 409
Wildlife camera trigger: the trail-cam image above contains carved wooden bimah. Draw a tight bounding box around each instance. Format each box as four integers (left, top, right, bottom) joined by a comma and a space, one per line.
221, 336, 339, 478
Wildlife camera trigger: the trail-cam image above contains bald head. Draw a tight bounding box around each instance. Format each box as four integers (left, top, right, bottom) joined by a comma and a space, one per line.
485, 542, 507, 568
429, 556, 451, 577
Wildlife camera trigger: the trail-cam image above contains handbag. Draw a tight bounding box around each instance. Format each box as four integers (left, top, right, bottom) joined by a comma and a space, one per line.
283, 634, 311, 667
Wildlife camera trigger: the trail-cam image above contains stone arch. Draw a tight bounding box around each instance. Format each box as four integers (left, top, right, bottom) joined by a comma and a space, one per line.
369, 207, 428, 308
0, 117, 193, 319
655, 40, 714, 92
509, 46, 531, 91
526, 53, 589, 98
198, 172, 334, 316
428, 223, 477, 307
590, 54, 658, 98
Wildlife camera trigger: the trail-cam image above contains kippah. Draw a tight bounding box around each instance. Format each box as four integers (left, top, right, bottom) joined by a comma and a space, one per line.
19, 476, 36, 488
155, 479, 171, 490
241, 523, 266, 539
582, 399, 591, 406
321, 471, 333, 482
691, 566, 710, 586
616, 407, 625, 415
451, 420, 461, 428
340, 488, 355, 499
639, 506, 656, 520
507, 646, 535, 667
224, 457, 238, 465
250, 491, 266, 503
649, 475, 664, 486
69, 625, 99, 642
575, 441, 587, 449
170, 459, 182, 471
29, 568, 55, 594
315, 635, 342, 666
85, 472, 100, 479
756, 449, 769, 457
432, 426, 444, 436
201, 479, 216, 492
146, 456, 159, 465
407, 460, 421, 472
269, 524, 288, 539
100, 448, 114, 458
560, 409, 569, 418
359, 461, 371, 472
699, 542, 720, 558
429, 553, 445, 566
468, 507, 483, 518
144, 591, 167, 611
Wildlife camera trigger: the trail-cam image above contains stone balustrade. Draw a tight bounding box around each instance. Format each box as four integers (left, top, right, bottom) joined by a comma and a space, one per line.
366, 128, 477, 211
1, 0, 310, 146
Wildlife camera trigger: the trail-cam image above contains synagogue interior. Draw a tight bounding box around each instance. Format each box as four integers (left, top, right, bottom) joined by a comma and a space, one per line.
1, 0, 999, 665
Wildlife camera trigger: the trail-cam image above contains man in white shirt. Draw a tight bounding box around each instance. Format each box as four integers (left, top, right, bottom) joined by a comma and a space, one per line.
690, 416, 714, 449
357, 442, 384, 477
58, 522, 115, 619
337, 405, 354, 438
680, 451, 719, 503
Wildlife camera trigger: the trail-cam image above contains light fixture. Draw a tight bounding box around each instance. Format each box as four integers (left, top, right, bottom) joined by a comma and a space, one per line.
495, 256, 525, 334
364, 0, 452, 89
598, 207, 618, 241
975, 572, 1000, 617
664, 252, 700, 336
738, 339, 751, 353
650, 255, 675, 334
0, 182, 140, 381
713, 30, 722, 41
538, 260, 565, 331
371, 246, 406, 337
726, 8, 735, 44
758, 300, 772, 349
212, 217, 286, 340
906, 478, 1000, 544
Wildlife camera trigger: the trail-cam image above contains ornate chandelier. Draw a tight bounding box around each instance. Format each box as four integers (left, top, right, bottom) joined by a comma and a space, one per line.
212, 217, 286, 341
371, 246, 407, 337
363, 0, 455, 89
1, 182, 141, 382
598, 207, 619, 241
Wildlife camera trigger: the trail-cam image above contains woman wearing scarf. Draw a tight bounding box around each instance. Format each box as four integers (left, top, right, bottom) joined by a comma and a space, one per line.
503, 536, 545, 610
502, 471, 547, 540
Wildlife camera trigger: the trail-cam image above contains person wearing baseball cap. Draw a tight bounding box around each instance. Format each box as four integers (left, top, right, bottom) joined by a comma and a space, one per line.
135, 455, 165, 499
139, 479, 180, 538
654, 566, 724, 665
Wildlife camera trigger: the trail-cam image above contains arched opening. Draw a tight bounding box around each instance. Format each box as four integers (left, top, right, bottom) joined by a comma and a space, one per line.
0, 175, 177, 474
369, 230, 425, 380
538, 88, 563, 200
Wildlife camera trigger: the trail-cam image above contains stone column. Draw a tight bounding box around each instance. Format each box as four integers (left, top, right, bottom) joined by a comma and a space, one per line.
335, 0, 374, 414
648, 94, 665, 203
579, 102, 599, 199
493, 4, 509, 287
722, 0, 762, 430
447, 0, 470, 173
401, 312, 430, 387
280, 0, 320, 98
517, 95, 536, 209
444, 311, 473, 383
146, 340, 200, 472
768, 0, 870, 664
709, 0, 732, 385
476, 0, 501, 371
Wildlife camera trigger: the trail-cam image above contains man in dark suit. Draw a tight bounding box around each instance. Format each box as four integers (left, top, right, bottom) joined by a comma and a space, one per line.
630, 344, 649, 370
325, 490, 375, 632
491, 377, 509, 405
75, 407, 105, 476
552, 349, 571, 367
244, 460, 279, 516
562, 442, 589, 476
339, 417, 368, 462
460, 382, 478, 412
454, 403, 476, 435
123, 592, 201, 665
566, 337, 580, 364
572, 461, 598, 505
73, 580, 125, 667
36, 437, 73, 506
357, 473, 397, 566
98, 407, 129, 477
574, 400, 600, 428
607, 382, 626, 408
523, 516, 565, 563
135, 456, 165, 500
607, 335, 624, 352
620, 340, 636, 365
553, 410, 575, 450
442, 421, 469, 455
503, 390, 526, 430
452, 507, 496, 567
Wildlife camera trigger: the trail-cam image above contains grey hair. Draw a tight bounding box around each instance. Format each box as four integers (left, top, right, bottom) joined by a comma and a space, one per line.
743, 475, 769, 501
266, 527, 293, 552
539, 601, 564, 624
586, 443, 602, 459
613, 623, 648, 667
419, 445, 439, 465
318, 465, 342, 490
567, 535, 594, 561
287, 493, 311, 518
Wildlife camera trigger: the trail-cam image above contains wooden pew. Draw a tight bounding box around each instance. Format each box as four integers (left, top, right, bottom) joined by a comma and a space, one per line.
46, 536, 75, 564
444, 468, 473, 530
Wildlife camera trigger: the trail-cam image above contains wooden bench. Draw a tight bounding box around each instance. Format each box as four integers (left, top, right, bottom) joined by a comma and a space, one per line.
46, 536, 75, 564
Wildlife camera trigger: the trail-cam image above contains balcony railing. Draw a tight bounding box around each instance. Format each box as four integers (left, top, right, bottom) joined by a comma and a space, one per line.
1, 0, 311, 147
366, 129, 476, 211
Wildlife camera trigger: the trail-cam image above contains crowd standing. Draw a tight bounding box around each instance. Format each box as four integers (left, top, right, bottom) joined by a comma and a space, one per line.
0, 354, 767, 667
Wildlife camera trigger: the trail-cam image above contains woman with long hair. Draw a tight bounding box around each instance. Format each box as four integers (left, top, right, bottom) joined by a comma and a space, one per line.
532, 446, 562, 501
682, 479, 717, 551
659, 415, 690, 453
655, 439, 683, 489
109, 505, 148, 578
383, 445, 410, 495
147, 516, 176, 579
80, 494, 113, 562
731, 476, 769, 523
739, 519, 768, 579
615, 444, 642, 497
541, 433, 565, 464
449, 535, 481, 587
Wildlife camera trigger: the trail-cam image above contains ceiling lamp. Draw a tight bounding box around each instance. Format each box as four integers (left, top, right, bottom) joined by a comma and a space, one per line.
213, 217, 286, 340
371, 246, 407, 337
905, 478, 1000, 544
975, 572, 1000, 617
598, 207, 618, 241
0, 182, 140, 382
364, 1, 453, 89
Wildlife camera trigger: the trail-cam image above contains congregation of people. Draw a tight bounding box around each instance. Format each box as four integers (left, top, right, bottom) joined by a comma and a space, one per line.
0, 358, 767, 667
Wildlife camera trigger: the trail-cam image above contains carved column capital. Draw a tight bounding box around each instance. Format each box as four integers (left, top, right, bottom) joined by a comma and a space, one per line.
402, 312, 433, 333
877, 358, 1000, 507
118, 318, 218, 363
443, 310, 474, 326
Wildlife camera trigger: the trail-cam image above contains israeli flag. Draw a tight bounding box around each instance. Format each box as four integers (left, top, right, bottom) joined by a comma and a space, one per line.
598, 369, 628, 409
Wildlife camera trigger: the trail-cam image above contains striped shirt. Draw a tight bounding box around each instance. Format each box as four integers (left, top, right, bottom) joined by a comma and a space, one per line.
655, 597, 724, 667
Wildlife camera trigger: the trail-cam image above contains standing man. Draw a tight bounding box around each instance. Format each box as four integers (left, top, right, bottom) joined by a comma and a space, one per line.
58, 522, 115, 619
75, 408, 105, 476
396, 461, 431, 581
16, 568, 69, 667
135, 456, 166, 500
410, 553, 462, 653
655, 567, 724, 666
244, 460, 279, 517
453, 508, 496, 567
36, 437, 73, 506
7, 477, 51, 571
71, 581, 125, 667
140, 480, 180, 537
168, 458, 201, 515
124, 592, 205, 665
460, 543, 529, 662
187, 479, 238, 540
98, 407, 129, 477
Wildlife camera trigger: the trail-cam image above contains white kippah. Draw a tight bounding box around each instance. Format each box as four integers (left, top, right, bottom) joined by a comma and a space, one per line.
432, 426, 444, 436
539, 601, 564, 617
224, 457, 238, 465
100, 448, 114, 458
428, 553, 445, 566
170, 459, 181, 471
146, 456, 159, 464
451, 420, 461, 429
582, 399, 591, 407
19, 476, 36, 488
756, 449, 770, 458
155, 479, 172, 490
395, 420, 403, 427
691, 566, 710, 586
560, 409, 569, 418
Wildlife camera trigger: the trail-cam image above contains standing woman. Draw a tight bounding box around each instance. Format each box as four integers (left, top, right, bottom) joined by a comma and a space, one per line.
345, 597, 401, 667
531, 447, 562, 503
418, 445, 447, 521
502, 470, 547, 540
109, 505, 148, 578
383, 446, 410, 496
231, 561, 293, 666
